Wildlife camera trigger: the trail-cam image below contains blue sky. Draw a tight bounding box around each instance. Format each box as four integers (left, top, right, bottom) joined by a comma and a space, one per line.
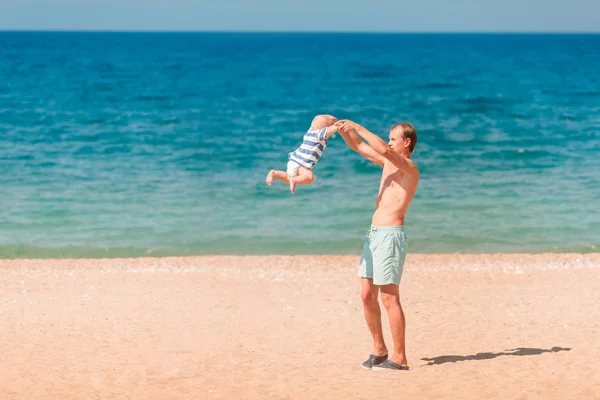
0, 0, 599, 32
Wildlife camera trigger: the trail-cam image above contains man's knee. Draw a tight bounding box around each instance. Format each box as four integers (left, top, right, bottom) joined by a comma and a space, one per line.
360, 288, 378, 305
380, 292, 400, 310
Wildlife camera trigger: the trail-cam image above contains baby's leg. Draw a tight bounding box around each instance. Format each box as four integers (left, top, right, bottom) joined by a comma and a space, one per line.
289, 167, 314, 194
266, 170, 290, 186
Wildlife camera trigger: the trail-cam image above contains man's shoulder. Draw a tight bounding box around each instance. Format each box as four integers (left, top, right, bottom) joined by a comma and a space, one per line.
410, 161, 420, 182
402, 157, 420, 178
409, 159, 420, 175
383, 158, 419, 178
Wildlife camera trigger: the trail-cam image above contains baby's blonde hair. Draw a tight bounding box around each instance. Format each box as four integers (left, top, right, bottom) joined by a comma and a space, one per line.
311, 114, 338, 130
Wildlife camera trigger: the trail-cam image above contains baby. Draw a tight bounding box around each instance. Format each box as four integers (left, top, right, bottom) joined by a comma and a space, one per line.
266, 114, 339, 193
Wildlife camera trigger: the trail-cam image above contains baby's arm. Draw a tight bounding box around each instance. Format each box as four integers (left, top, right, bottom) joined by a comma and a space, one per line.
311, 114, 339, 139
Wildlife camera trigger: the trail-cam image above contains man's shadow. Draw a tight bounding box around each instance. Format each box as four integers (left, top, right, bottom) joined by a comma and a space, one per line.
421, 347, 571, 366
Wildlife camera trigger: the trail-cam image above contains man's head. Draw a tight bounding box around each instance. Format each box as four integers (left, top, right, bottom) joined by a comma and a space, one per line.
311, 114, 339, 130
389, 123, 417, 156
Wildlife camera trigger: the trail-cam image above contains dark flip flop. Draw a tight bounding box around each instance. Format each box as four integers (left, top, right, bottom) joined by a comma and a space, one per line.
373, 360, 410, 370
361, 354, 389, 369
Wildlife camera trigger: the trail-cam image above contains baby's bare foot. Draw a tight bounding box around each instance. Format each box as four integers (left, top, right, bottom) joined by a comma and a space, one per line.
289, 177, 296, 194
266, 170, 275, 186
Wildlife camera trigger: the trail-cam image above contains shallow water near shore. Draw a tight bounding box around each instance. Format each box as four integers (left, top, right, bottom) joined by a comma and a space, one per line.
1, 32, 599, 257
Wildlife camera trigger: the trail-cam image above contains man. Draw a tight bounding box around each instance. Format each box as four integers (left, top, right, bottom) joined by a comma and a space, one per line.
336, 119, 419, 371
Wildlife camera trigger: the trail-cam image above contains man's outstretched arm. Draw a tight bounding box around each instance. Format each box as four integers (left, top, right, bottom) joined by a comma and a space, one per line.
338, 120, 416, 175
337, 124, 385, 167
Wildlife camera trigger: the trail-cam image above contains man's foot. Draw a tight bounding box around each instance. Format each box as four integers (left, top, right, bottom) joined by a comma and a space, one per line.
372, 360, 409, 371
289, 177, 296, 194
266, 170, 275, 186
361, 354, 388, 370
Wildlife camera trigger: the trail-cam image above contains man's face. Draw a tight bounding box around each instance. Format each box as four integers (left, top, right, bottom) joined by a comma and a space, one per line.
388, 129, 408, 154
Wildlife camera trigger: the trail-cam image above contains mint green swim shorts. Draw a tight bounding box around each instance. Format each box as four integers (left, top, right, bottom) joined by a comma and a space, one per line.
358, 226, 407, 286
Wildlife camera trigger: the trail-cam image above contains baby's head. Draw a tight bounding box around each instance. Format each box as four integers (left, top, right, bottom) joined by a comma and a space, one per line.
310, 114, 338, 130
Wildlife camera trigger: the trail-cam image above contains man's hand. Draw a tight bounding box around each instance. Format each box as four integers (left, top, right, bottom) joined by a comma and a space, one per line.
336, 120, 359, 133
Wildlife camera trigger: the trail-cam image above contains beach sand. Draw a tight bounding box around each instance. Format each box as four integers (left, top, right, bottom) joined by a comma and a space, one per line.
1, 254, 599, 399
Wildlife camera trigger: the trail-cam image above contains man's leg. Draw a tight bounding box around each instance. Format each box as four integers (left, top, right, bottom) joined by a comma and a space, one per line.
361, 278, 387, 357
380, 284, 408, 366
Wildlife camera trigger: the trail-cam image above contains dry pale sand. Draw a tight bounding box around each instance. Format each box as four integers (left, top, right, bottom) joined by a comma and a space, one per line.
1, 254, 600, 400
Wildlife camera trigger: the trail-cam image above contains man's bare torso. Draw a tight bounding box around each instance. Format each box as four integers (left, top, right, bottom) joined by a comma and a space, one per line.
372, 160, 419, 226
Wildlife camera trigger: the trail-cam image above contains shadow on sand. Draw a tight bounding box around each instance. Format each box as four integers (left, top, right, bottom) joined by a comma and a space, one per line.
421, 347, 571, 366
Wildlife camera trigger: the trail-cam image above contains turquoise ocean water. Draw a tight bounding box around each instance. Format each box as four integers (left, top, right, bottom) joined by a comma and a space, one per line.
1, 32, 599, 258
